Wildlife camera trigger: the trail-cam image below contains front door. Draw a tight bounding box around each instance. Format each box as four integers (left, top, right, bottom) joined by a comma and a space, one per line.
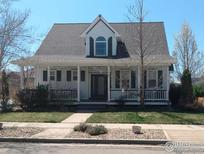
91, 74, 107, 100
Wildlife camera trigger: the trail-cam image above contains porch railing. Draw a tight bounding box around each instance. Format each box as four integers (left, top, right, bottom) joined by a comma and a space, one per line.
21, 89, 77, 105
50, 89, 77, 102
110, 89, 167, 101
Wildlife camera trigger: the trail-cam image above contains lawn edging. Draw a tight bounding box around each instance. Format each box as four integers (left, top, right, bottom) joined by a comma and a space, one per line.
0, 137, 169, 145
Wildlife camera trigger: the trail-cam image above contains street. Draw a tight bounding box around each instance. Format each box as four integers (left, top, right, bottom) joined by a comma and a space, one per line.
0, 143, 203, 154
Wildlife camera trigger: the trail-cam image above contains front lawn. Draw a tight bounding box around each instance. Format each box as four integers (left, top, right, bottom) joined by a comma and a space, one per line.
0, 112, 72, 123
87, 111, 204, 125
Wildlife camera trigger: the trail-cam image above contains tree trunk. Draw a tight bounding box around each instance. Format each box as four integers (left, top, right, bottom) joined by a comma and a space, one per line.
140, 59, 145, 106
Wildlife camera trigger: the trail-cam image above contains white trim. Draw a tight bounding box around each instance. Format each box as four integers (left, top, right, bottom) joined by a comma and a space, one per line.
47, 66, 50, 84
107, 66, 111, 102
166, 66, 169, 100
80, 15, 120, 37
77, 65, 80, 102
20, 66, 24, 89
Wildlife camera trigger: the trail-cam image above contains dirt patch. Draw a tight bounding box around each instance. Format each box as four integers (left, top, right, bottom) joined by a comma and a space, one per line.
0, 127, 44, 137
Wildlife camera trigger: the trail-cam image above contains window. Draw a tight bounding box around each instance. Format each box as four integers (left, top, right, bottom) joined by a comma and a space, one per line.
115, 71, 120, 88
57, 70, 61, 81
50, 70, 56, 81
96, 36, 106, 56
43, 70, 47, 81
66, 71, 71, 81
121, 70, 130, 89
148, 70, 156, 88
158, 70, 163, 88
108, 37, 112, 57
81, 71, 85, 81
72, 70, 77, 81
131, 71, 136, 88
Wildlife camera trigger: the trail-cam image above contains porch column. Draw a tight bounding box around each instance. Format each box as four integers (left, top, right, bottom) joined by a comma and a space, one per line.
137, 66, 140, 89
166, 66, 169, 101
47, 66, 51, 101
77, 65, 80, 102
137, 65, 140, 102
20, 66, 24, 89
107, 66, 111, 102
47, 66, 50, 85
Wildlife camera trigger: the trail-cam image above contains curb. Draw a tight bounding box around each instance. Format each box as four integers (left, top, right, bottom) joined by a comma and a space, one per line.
0, 137, 169, 145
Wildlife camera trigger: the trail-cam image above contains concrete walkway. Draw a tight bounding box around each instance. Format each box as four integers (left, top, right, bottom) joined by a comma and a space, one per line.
61, 113, 93, 123
28, 113, 93, 138
31, 128, 72, 138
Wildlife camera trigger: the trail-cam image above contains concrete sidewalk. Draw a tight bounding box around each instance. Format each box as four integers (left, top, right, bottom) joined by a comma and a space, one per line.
2, 122, 203, 130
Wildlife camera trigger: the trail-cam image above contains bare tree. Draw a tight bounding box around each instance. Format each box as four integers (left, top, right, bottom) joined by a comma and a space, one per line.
173, 22, 204, 80
0, 0, 32, 71
127, 0, 157, 106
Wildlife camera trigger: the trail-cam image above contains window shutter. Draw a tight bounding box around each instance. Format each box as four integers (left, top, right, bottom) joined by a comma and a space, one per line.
43, 70, 47, 81
131, 71, 136, 88
108, 37, 112, 57
115, 71, 120, 88
89, 37, 94, 56
66, 71, 71, 81
57, 70, 61, 81
81, 71, 85, 81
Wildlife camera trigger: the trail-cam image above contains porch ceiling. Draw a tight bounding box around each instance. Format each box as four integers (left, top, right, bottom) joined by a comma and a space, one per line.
11, 55, 176, 67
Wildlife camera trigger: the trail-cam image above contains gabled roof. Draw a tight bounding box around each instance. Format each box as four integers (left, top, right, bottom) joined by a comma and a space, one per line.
35, 21, 171, 57
12, 16, 176, 66
80, 14, 120, 37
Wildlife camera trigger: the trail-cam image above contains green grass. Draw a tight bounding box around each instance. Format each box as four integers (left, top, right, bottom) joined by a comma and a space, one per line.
0, 112, 72, 123
87, 111, 204, 125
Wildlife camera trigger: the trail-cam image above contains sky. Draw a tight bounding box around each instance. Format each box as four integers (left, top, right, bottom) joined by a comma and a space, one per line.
12, 0, 204, 55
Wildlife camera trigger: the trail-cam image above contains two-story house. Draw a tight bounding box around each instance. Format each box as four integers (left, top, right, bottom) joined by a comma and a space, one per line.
12, 15, 175, 105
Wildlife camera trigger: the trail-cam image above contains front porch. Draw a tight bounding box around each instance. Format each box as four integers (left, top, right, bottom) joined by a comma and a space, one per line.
21, 65, 170, 105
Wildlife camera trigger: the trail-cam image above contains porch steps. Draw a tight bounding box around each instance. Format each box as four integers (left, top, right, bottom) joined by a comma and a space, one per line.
76, 104, 107, 112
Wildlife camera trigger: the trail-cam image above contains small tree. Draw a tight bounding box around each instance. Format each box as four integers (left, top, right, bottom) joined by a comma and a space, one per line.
1, 69, 9, 110
127, 0, 159, 106
173, 23, 204, 80
180, 69, 193, 105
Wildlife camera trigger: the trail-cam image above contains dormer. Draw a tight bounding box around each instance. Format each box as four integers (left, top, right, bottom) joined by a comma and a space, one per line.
81, 15, 120, 58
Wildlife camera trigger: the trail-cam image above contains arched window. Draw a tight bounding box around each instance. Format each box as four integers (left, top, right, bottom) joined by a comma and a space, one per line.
96, 36, 106, 56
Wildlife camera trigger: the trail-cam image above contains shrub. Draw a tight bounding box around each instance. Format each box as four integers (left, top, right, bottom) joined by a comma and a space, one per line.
180, 69, 194, 104
74, 123, 90, 132
86, 125, 108, 136
169, 83, 181, 106
16, 89, 34, 110
35, 84, 49, 107
16, 84, 49, 110
193, 84, 204, 97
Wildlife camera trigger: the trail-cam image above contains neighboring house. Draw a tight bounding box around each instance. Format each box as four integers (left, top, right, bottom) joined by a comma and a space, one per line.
12, 15, 175, 105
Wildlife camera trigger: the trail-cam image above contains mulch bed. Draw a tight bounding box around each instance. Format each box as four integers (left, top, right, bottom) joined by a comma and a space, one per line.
66, 129, 167, 140
0, 127, 44, 137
